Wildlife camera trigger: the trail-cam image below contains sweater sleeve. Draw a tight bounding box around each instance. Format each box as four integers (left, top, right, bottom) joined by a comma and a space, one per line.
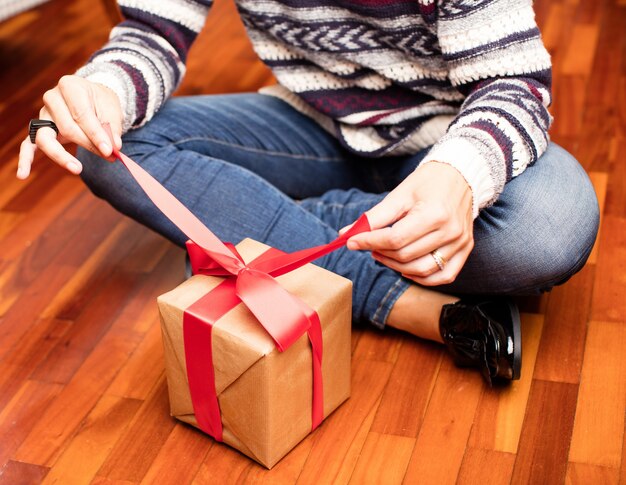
424, 0, 552, 218
76, 0, 213, 132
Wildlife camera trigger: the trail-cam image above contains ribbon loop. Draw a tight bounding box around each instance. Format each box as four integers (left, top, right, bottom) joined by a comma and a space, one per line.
236, 268, 312, 352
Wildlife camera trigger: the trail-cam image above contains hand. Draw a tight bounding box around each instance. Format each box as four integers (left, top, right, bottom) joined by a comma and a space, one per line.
17, 75, 123, 179
345, 162, 474, 286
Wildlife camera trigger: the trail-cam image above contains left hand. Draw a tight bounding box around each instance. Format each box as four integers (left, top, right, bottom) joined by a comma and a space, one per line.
344, 161, 474, 286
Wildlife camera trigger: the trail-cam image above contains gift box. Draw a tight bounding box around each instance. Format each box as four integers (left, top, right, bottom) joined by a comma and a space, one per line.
105, 134, 369, 469
157, 238, 353, 469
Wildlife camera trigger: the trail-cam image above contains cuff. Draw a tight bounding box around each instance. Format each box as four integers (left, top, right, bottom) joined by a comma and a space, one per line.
422, 137, 497, 219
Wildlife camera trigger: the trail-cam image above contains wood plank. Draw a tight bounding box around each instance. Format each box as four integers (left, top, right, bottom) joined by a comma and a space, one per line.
0, 212, 22, 240
511, 380, 579, 485
194, 416, 313, 484
562, 25, 599, 75
534, 264, 595, 383
370, 337, 441, 437
348, 433, 414, 485
140, 425, 211, 485
97, 377, 175, 482
569, 320, 626, 468
457, 449, 516, 485
468, 313, 544, 453
551, 75, 587, 138
0, 263, 77, 360
621, 415, 626, 485
191, 444, 251, 484
42, 395, 142, 485
540, 4, 566, 52
403, 359, 484, 485
351, 327, 402, 364
90, 478, 136, 485
591, 216, 626, 322
0, 318, 71, 412
605, 138, 626, 218
0, 380, 62, 467
296, 358, 393, 484
0, 461, 49, 485
105, 323, 164, 400
587, 171, 608, 265
30, 270, 143, 384
0, 175, 83, 262
39, 220, 132, 320
332, 396, 381, 485
565, 462, 620, 485
13, 327, 143, 466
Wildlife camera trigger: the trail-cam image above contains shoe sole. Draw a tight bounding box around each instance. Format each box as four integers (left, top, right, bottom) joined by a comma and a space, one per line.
507, 299, 522, 380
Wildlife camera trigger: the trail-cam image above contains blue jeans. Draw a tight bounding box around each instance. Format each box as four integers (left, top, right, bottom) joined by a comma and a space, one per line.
78, 93, 600, 328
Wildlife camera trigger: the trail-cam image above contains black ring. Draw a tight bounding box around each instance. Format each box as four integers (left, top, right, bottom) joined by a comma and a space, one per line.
29, 119, 59, 144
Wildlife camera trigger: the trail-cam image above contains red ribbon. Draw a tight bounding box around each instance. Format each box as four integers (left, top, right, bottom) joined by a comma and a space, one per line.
109, 136, 370, 441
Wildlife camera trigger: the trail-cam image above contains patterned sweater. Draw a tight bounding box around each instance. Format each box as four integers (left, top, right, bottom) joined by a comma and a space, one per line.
77, 0, 553, 217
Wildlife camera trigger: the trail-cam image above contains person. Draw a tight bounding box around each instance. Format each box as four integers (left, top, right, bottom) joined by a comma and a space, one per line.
17, 0, 599, 385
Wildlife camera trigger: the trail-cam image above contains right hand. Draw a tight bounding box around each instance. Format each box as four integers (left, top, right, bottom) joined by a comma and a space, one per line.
17, 75, 124, 179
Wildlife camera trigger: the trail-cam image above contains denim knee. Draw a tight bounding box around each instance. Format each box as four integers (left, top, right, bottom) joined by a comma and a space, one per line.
450, 144, 600, 296
500, 146, 600, 294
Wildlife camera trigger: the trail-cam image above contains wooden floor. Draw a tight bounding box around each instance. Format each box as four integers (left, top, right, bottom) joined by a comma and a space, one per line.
0, 0, 624, 483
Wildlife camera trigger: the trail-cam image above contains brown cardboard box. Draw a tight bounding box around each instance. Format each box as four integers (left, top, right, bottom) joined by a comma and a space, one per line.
157, 238, 352, 468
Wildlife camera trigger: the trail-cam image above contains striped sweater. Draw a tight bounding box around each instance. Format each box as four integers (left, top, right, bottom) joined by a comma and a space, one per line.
77, 0, 553, 216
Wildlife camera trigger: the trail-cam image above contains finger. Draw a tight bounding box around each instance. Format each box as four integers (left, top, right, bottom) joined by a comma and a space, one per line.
36, 126, 82, 174
57, 77, 112, 157
408, 246, 472, 287
362, 183, 415, 231
374, 213, 471, 263
338, 222, 354, 236
43, 88, 99, 153
373, 229, 447, 263
372, 248, 447, 278
17, 136, 36, 179
348, 209, 436, 252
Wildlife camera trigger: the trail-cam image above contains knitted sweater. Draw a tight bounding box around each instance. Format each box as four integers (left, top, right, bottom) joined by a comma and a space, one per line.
77, 0, 553, 216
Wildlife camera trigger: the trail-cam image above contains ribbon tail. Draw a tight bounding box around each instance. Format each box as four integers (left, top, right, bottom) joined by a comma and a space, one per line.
306, 309, 324, 430
236, 269, 311, 351
251, 214, 371, 277
183, 278, 240, 441
109, 142, 243, 275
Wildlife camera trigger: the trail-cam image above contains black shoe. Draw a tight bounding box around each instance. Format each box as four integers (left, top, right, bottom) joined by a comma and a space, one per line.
439, 297, 521, 385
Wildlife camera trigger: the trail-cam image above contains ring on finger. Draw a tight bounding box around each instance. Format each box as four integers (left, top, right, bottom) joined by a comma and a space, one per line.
29, 119, 59, 144
430, 249, 447, 271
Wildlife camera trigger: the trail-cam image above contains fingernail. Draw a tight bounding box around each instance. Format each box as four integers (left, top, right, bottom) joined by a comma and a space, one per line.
68, 161, 82, 173
16, 167, 28, 179
98, 142, 111, 155
347, 241, 359, 250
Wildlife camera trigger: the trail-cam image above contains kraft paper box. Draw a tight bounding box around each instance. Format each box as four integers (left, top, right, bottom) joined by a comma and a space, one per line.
157, 238, 352, 469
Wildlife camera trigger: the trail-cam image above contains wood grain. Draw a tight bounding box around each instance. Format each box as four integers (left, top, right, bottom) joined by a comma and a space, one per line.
511, 380, 579, 485
565, 462, 620, 485
568, 320, 626, 468
457, 449, 516, 485
41, 395, 142, 485
348, 432, 414, 484
0, 0, 623, 483
403, 359, 484, 485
